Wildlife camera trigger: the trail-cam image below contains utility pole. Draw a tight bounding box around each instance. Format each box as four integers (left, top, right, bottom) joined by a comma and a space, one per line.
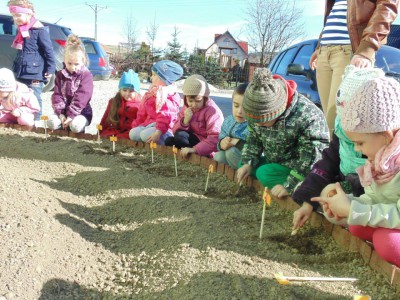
85, 2, 107, 41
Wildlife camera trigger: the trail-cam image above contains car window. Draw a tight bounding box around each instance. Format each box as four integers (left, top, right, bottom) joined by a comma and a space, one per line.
269, 51, 284, 73
84, 42, 97, 55
376, 46, 400, 74
275, 47, 297, 75
292, 44, 314, 70
0, 17, 16, 35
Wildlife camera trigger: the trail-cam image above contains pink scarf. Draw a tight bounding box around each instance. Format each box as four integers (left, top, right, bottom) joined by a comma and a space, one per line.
9, 5, 37, 50
357, 130, 400, 186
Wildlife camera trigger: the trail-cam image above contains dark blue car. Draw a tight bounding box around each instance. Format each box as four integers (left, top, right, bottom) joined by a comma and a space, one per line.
82, 38, 111, 81
268, 39, 400, 105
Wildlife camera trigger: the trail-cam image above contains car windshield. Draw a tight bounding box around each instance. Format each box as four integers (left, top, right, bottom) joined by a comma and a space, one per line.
376, 46, 400, 76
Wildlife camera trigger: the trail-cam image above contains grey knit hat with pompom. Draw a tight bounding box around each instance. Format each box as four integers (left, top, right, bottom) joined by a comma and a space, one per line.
243, 68, 287, 123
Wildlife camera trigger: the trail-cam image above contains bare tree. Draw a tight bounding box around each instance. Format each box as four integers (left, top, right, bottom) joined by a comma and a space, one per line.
122, 11, 138, 53
146, 14, 159, 62
245, 0, 305, 66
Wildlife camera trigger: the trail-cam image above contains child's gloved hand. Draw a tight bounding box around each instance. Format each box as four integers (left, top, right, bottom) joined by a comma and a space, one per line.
183, 108, 193, 125
292, 202, 313, 230
271, 184, 288, 199
11, 109, 21, 117
180, 147, 196, 158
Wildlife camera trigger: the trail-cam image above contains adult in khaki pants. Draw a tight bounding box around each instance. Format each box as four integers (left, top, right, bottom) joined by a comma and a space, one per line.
310, 0, 398, 135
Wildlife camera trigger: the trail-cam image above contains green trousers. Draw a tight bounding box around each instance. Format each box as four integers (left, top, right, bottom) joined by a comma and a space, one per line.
240, 158, 291, 189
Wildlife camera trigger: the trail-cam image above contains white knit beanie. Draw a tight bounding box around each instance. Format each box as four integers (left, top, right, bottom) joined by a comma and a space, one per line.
341, 76, 400, 133
183, 74, 210, 97
336, 65, 385, 117
0, 68, 16, 92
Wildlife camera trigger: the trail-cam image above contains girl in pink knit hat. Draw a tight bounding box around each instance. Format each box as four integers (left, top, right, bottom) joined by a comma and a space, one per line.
312, 75, 400, 267
0, 68, 39, 126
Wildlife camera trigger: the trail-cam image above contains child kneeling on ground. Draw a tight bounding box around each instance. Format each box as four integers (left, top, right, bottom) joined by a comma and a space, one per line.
48, 34, 93, 133
165, 74, 224, 158
214, 83, 249, 169
236, 68, 329, 197
312, 75, 400, 267
0, 68, 39, 126
100, 69, 142, 139
129, 60, 183, 145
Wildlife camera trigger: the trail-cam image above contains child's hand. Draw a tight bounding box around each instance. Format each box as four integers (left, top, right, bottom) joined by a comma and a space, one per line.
293, 202, 313, 230
220, 137, 233, 150
311, 182, 351, 218
236, 164, 252, 185
63, 117, 73, 129
44, 73, 52, 79
183, 108, 193, 125
180, 147, 196, 158
271, 184, 288, 199
146, 130, 162, 144
11, 109, 21, 117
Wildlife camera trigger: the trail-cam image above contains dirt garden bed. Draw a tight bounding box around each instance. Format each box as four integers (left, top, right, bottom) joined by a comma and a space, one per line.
0, 125, 399, 300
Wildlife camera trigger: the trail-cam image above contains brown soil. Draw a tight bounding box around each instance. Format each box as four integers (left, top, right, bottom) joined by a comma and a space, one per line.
0, 127, 398, 300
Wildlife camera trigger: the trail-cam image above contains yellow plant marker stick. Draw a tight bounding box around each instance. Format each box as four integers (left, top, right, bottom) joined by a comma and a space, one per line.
40, 115, 48, 139
260, 187, 270, 239
274, 273, 357, 285
205, 164, 214, 192
96, 124, 102, 143
353, 295, 371, 300
150, 142, 157, 163
172, 146, 178, 176
260, 199, 267, 239
263, 188, 271, 206
110, 136, 117, 152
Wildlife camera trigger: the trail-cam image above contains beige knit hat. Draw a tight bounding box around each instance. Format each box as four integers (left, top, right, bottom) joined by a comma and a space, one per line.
336, 65, 385, 117
341, 76, 400, 133
243, 68, 287, 123
182, 74, 210, 97
0, 68, 16, 92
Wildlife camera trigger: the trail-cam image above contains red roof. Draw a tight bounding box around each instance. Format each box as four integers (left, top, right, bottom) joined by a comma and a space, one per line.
238, 42, 248, 55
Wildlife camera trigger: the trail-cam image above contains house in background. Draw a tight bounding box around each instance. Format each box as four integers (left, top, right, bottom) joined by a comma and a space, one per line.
205, 31, 249, 69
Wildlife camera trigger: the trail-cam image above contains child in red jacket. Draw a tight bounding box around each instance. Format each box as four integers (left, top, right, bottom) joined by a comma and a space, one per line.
100, 70, 141, 139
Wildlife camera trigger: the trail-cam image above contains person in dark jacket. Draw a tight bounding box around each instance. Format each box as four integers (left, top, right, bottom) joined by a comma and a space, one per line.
47, 35, 93, 133
8, 0, 56, 121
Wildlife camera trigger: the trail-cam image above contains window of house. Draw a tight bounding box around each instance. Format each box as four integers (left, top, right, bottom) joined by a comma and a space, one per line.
233, 48, 237, 54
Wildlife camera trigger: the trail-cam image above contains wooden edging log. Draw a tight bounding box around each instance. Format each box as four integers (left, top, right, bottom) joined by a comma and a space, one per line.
2, 123, 400, 291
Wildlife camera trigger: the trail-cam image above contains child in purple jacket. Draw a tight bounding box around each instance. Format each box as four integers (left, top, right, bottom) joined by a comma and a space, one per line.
165, 74, 224, 158
48, 34, 93, 133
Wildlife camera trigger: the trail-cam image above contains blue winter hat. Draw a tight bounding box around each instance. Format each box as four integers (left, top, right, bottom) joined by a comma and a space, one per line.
151, 60, 183, 85
119, 69, 140, 92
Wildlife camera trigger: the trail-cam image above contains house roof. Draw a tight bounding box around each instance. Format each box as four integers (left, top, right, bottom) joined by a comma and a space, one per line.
206, 30, 248, 56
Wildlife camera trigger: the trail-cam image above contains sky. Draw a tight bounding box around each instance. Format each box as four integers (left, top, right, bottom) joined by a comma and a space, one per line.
2, 0, 399, 51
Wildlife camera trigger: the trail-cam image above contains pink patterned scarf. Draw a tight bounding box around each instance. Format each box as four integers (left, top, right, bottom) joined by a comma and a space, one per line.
357, 130, 400, 186
9, 5, 37, 50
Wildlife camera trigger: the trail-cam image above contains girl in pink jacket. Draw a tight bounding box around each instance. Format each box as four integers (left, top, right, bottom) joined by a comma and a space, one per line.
0, 68, 39, 126
165, 74, 224, 158
129, 60, 183, 145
